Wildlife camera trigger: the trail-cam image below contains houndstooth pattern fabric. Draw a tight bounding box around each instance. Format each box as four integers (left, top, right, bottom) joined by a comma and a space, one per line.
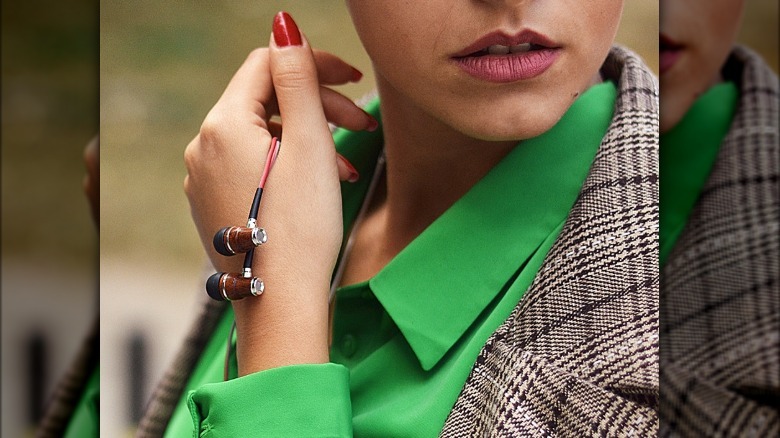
441, 45, 660, 437
136, 296, 227, 437
659, 46, 780, 437
36, 316, 99, 437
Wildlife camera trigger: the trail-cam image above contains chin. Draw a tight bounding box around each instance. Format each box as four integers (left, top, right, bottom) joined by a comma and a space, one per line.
452, 102, 568, 142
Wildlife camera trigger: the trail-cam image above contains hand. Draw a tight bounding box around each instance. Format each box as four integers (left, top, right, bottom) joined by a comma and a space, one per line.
184, 12, 376, 374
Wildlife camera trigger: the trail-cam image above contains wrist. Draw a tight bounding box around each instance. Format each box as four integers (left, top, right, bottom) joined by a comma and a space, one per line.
232, 278, 330, 376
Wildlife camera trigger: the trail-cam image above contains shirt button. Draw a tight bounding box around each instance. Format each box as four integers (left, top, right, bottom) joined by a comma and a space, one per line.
340, 334, 357, 358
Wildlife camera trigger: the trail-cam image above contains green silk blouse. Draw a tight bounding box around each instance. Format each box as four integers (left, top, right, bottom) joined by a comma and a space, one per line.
163, 81, 617, 437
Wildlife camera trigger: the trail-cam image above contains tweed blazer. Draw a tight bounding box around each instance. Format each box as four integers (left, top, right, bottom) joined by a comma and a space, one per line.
659, 46, 780, 437
36, 316, 99, 437
138, 45, 659, 437
441, 46, 659, 437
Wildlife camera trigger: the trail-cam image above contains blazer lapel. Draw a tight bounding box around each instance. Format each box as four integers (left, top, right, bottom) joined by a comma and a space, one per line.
442, 45, 660, 437
659, 45, 780, 437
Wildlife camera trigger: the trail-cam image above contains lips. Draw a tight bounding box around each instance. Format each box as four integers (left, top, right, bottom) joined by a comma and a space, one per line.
659, 34, 683, 75
452, 30, 561, 83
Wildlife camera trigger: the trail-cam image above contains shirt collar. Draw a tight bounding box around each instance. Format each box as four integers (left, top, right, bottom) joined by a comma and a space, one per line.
659, 81, 738, 266
335, 82, 616, 370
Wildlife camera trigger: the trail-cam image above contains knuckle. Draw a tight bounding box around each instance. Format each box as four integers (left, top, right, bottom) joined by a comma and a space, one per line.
183, 175, 191, 196
183, 141, 197, 170
273, 61, 316, 92
198, 110, 228, 144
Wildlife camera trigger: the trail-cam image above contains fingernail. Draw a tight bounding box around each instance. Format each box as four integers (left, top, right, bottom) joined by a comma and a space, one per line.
365, 114, 379, 132
338, 155, 360, 183
351, 67, 363, 82
273, 11, 302, 47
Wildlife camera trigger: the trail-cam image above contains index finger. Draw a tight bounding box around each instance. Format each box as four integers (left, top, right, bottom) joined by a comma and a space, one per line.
217, 48, 274, 122
216, 48, 362, 122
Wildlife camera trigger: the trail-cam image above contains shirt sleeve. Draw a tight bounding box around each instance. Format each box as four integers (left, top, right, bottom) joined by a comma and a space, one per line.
188, 363, 353, 437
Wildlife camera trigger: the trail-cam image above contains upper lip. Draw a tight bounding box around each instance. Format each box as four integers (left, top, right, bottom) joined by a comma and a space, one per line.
452, 30, 559, 58
660, 33, 683, 51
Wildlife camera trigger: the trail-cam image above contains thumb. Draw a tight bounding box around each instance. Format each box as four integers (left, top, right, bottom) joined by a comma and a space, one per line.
269, 12, 335, 161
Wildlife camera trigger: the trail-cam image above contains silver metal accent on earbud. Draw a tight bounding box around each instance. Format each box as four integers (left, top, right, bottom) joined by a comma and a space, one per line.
220, 275, 231, 301
251, 278, 264, 296
252, 228, 268, 246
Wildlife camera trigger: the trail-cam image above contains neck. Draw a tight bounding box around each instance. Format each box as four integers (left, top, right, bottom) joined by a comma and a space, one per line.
373, 74, 516, 253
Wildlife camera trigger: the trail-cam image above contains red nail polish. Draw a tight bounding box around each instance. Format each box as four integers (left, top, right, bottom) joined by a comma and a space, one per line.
273, 11, 302, 47
365, 114, 379, 132
338, 155, 360, 183
351, 67, 363, 82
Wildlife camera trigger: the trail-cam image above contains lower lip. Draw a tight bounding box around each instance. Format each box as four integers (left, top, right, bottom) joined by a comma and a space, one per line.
659, 49, 682, 75
453, 49, 560, 83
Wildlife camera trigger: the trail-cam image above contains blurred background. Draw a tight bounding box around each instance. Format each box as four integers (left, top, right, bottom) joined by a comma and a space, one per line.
740, 0, 780, 72
2, 0, 97, 436
2, 0, 776, 437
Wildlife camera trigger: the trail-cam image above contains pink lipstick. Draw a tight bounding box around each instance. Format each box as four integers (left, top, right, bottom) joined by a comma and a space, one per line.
452, 30, 560, 83
659, 34, 683, 75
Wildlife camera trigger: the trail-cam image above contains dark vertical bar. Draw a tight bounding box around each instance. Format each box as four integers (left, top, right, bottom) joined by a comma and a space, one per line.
128, 331, 147, 425
27, 331, 47, 425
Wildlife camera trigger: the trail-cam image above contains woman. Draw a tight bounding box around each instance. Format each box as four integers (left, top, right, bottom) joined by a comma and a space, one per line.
659, 0, 779, 436
140, 2, 659, 436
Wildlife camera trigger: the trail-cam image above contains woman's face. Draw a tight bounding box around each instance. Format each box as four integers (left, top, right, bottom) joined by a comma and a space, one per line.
345, 0, 624, 141
659, 0, 746, 133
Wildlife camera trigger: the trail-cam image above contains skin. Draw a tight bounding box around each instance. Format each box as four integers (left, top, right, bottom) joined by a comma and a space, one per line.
347, 0, 622, 141
342, 0, 624, 285
659, 0, 746, 133
185, 44, 371, 373
184, 1, 624, 375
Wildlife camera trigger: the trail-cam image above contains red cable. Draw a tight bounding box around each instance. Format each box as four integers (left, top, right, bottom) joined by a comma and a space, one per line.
259, 137, 280, 189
